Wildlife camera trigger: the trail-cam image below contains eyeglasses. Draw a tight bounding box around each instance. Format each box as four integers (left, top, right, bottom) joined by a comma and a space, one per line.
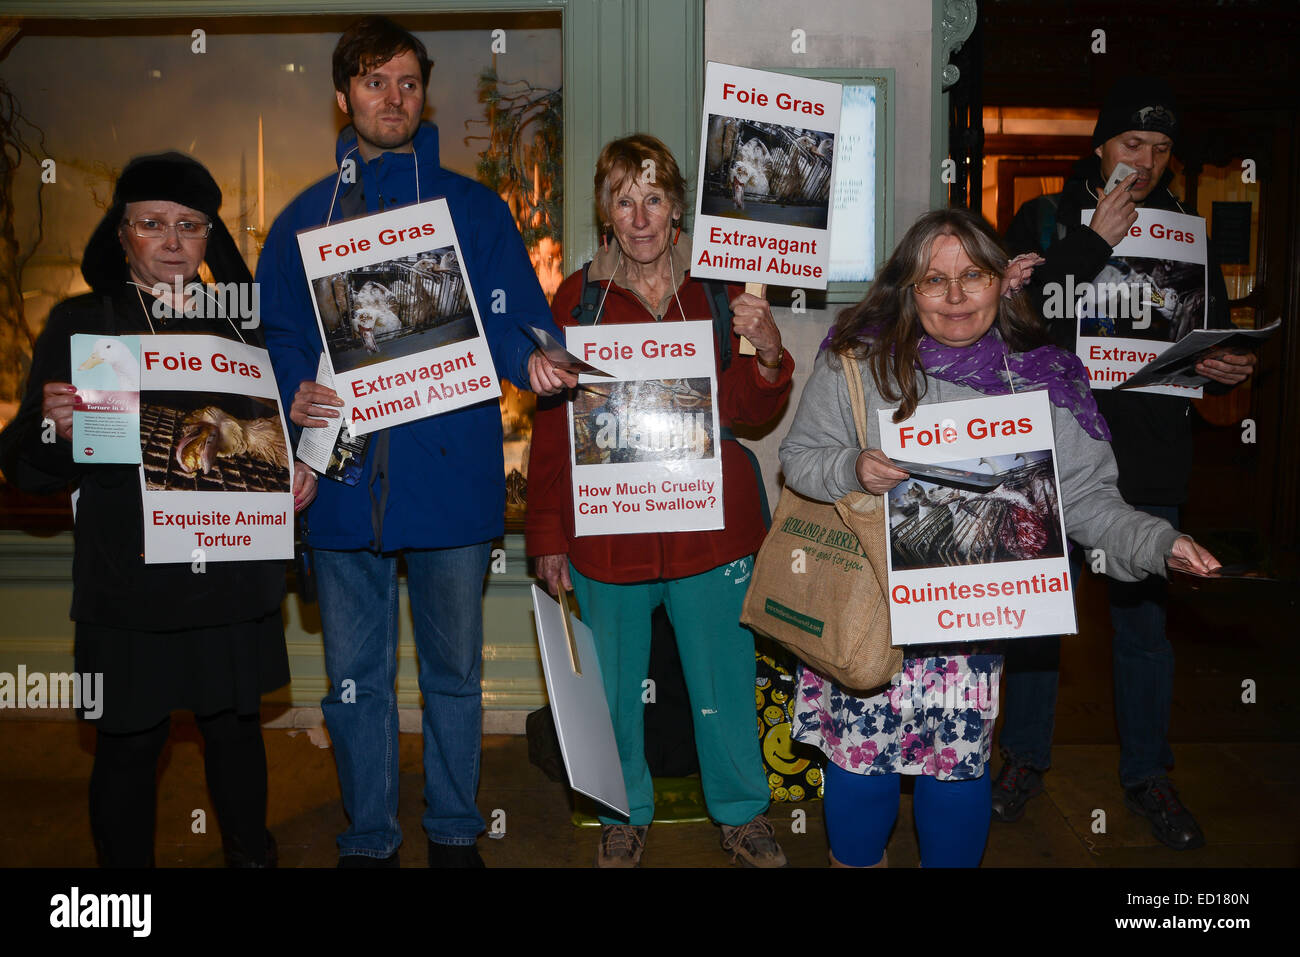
913, 268, 995, 298
124, 219, 213, 240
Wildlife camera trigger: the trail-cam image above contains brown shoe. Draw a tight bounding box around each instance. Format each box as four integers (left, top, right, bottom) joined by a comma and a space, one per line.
596, 825, 648, 868
720, 815, 787, 867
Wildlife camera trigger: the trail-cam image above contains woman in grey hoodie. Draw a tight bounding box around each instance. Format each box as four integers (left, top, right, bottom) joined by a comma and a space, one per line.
777, 208, 1218, 867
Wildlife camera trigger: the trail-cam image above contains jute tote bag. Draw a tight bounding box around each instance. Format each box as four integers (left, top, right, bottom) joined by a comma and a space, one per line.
741, 355, 902, 692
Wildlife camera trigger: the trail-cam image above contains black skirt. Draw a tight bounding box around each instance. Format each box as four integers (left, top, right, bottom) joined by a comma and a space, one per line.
74, 612, 289, 734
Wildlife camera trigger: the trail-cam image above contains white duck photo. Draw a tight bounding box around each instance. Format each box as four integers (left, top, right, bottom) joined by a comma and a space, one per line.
78, 338, 140, 391
350, 281, 405, 354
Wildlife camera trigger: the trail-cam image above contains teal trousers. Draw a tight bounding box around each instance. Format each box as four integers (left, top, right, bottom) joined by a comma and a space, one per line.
571, 557, 771, 827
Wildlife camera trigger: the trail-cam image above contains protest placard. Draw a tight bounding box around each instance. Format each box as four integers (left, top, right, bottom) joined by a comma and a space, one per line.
1071, 207, 1208, 398
878, 391, 1075, 645
296, 198, 499, 436
135, 335, 294, 564
565, 320, 722, 537
692, 62, 841, 291
529, 585, 629, 817
72, 334, 142, 464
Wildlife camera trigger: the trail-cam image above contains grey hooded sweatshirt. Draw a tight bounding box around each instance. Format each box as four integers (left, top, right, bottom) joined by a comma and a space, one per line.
779, 350, 1182, 582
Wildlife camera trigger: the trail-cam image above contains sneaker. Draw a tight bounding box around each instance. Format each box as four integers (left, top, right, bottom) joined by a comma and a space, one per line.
596, 825, 648, 868
990, 758, 1044, 823
337, 851, 399, 868
720, 815, 787, 868
1124, 777, 1205, 850
427, 839, 485, 868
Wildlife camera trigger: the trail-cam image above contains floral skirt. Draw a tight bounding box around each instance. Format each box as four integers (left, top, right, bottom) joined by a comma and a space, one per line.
791, 647, 1002, 781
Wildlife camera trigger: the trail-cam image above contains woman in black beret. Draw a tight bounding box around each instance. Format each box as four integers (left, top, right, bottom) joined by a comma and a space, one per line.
0, 152, 315, 867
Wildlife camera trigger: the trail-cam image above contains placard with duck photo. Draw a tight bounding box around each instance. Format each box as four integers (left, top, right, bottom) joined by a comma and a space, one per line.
878, 391, 1076, 645
132, 334, 294, 564
296, 198, 499, 436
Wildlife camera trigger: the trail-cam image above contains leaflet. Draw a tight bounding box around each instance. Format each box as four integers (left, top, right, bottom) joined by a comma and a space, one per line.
72, 334, 142, 464
878, 391, 1076, 645
295, 352, 369, 485
1116, 319, 1279, 391
296, 198, 500, 437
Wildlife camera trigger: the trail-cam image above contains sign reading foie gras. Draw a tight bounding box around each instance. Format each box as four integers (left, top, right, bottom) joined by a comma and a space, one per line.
1074, 206, 1207, 398
296, 198, 499, 436
566, 321, 722, 537
136, 335, 294, 564
693, 62, 841, 289
879, 391, 1075, 645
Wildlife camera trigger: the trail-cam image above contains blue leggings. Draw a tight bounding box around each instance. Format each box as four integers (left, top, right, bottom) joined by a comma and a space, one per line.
823, 762, 992, 867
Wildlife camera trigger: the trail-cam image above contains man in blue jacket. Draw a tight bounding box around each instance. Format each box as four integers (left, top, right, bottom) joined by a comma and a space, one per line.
257, 16, 573, 867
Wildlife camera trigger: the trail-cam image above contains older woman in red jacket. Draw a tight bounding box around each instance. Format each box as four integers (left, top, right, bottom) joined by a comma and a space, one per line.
527, 135, 794, 867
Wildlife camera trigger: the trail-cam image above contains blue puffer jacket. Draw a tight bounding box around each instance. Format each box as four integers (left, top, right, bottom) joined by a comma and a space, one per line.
256, 123, 558, 551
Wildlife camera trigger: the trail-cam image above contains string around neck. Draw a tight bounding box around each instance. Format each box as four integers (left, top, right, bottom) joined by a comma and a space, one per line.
590, 246, 622, 326
326, 140, 423, 224
128, 279, 248, 343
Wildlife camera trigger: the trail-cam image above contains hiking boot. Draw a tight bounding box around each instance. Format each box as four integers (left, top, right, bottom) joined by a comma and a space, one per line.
990, 758, 1044, 822
1124, 777, 1205, 850
596, 825, 648, 868
720, 815, 787, 867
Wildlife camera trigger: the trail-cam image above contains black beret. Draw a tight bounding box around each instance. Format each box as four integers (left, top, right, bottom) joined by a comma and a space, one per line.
80, 151, 251, 293
110, 151, 223, 221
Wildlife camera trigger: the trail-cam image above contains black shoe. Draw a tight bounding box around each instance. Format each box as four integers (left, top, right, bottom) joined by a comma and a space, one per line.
338, 851, 400, 868
990, 757, 1044, 823
1124, 777, 1205, 850
224, 830, 278, 868
428, 839, 485, 868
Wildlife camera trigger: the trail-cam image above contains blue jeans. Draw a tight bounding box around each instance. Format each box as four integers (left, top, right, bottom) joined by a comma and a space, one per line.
315, 543, 492, 857
1000, 505, 1178, 787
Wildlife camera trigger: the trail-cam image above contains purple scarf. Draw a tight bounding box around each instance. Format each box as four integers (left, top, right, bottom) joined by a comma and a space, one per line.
821, 324, 1110, 441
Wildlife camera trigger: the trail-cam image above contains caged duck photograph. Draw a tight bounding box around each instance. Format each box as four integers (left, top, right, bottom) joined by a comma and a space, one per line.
700, 114, 835, 229
1078, 255, 1207, 344
312, 246, 477, 375
887, 450, 1065, 573
140, 392, 291, 494
570, 377, 716, 466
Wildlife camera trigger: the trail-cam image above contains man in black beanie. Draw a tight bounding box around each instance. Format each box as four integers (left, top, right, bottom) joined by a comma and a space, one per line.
996, 76, 1256, 850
